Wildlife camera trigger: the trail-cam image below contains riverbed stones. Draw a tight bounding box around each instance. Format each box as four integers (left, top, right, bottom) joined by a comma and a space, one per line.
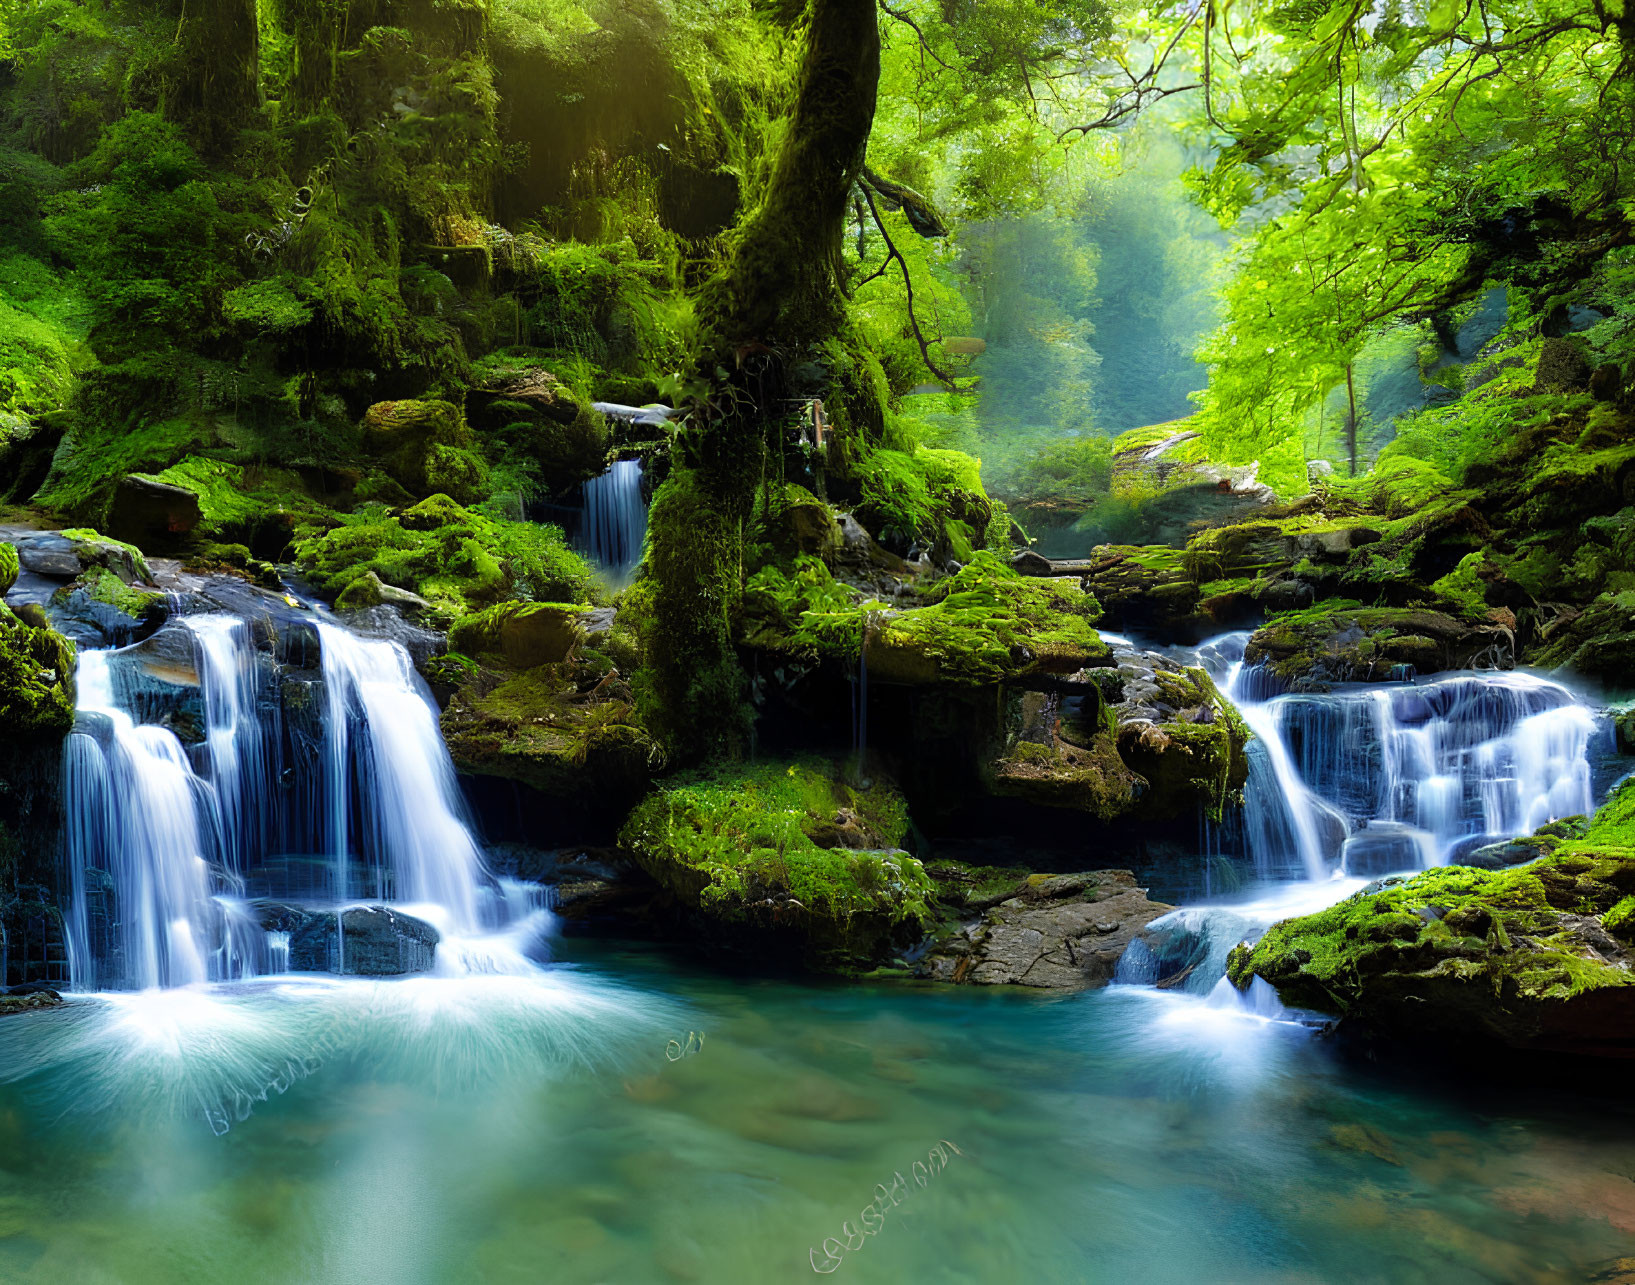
916, 870, 1171, 989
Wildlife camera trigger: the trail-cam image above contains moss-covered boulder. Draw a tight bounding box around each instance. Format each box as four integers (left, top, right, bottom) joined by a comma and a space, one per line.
50, 565, 166, 630
440, 656, 654, 811
448, 601, 589, 668
1114, 666, 1251, 820
985, 642, 1249, 823
0, 604, 76, 740
863, 554, 1110, 686
988, 687, 1140, 818
1244, 599, 1514, 686
362, 400, 486, 501
1079, 545, 1209, 637
469, 361, 610, 491
617, 759, 933, 970
1105, 421, 1277, 544
292, 496, 593, 619
1226, 782, 1635, 1057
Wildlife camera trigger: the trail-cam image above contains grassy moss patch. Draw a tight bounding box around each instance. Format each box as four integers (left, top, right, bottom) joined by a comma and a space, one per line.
618, 758, 932, 967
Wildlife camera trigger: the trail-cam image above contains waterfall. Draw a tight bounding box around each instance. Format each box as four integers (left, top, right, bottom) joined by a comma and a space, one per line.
67, 648, 222, 990
579, 459, 647, 582
1196, 632, 1598, 880
314, 621, 486, 931
63, 613, 520, 991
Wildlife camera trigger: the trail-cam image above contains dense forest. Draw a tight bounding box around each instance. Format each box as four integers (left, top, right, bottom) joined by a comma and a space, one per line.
1, 0, 1635, 1277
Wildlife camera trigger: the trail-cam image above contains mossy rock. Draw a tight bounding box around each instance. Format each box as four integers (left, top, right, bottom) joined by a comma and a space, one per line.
0, 610, 76, 741
51, 566, 165, 624
292, 500, 593, 618
863, 553, 1109, 687
448, 601, 589, 668
55, 528, 152, 583
440, 658, 655, 811
1080, 544, 1209, 637
362, 400, 475, 497
988, 705, 1139, 819
0, 543, 17, 595
766, 483, 842, 559
423, 444, 491, 506
1229, 783, 1635, 1056
1245, 599, 1512, 686
618, 758, 933, 970
1115, 667, 1250, 821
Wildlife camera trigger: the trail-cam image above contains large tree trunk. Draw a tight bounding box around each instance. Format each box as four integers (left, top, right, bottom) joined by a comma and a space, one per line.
695, 0, 882, 368
644, 0, 881, 758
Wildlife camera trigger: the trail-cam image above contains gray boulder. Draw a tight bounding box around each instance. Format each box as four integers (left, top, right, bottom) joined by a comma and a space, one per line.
261, 904, 441, 976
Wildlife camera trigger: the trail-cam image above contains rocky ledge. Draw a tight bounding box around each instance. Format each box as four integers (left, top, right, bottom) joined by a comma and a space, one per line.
916, 869, 1171, 989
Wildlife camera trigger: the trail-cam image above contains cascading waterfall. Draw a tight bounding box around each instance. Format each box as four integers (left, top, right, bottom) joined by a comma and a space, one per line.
579, 459, 647, 582
1117, 631, 1603, 1025
1195, 631, 1598, 879
314, 621, 486, 931
67, 646, 226, 990
63, 612, 540, 991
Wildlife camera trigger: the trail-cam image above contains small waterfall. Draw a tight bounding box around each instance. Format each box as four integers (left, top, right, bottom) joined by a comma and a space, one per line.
63, 613, 512, 990
580, 459, 647, 582
1196, 632, 1598, 880
314, 622, 486, 932
67, 649, 220, 990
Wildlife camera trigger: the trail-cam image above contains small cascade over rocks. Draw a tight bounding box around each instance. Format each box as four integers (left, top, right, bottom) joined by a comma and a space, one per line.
1193, 631, 1598, 879
1110, 633, 1603, 1019
579, 458, 647, 583
63, 611, 550, 991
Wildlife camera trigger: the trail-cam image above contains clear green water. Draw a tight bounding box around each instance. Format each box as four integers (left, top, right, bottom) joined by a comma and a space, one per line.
2, 936, 1634, 1284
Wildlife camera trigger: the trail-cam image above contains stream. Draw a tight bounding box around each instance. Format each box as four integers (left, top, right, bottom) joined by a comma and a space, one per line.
1, 609, 1630, 1283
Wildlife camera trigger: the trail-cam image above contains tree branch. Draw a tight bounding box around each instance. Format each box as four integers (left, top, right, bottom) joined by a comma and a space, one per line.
859, 185, 959, 388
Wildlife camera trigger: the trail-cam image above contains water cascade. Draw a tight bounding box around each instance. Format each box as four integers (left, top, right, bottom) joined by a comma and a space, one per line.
579, 459, 647, 582
1195, 632, 1599, 879
62, 613, 537, 991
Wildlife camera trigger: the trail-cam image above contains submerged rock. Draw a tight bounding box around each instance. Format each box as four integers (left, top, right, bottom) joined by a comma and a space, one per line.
0, 989, 64, 1016
916, 870, 1171, 989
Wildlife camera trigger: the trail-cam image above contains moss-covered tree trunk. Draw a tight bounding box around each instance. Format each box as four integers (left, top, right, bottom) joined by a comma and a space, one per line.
169, 0, 263, 148
644, 0, 881, 758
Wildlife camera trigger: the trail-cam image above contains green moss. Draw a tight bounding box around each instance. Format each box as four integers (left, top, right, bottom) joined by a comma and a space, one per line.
0, 544, 17, 596
1110, 422, 1193, 455
1428, 552, 1491, 619
637, 468, 752, 757
292, 495, 593, 618
740, 555, 882, 664
36, 417, 210, 520
619, 757, 932, 967
447, 600, 589, 668
55, 528, 153, 581
848, 444, 1003, 555
866, 552, 1107, 685
1232, 781, 1635, 1033
0, 612, 76, 742
440, 655, 654, 803
1584, 778, 1635, 849
54, 567, 164, 621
